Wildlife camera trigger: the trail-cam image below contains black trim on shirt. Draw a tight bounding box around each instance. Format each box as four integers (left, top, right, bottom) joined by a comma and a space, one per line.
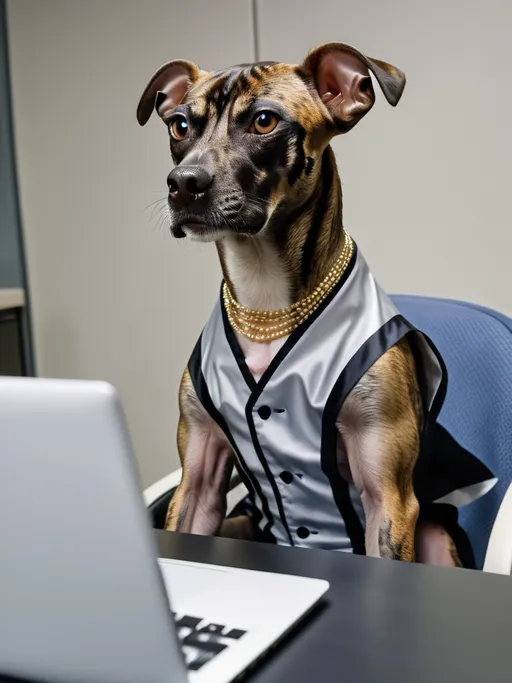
321, 315, 417, 554
187, 336, 275, 540
244, 399, 295, 545
220, 298, 257, 393
216, 304, 296, 543
408, 330, 493, 503
407, 329, 447, 497
414, 422, 494, 505
218, 244, 359, 546
391, 325, 491, 501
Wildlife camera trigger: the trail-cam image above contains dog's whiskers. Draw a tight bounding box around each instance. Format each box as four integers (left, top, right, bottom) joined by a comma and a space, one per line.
151, 203, 172, 234
143, 196, 168, 213
245, 192, 272, 207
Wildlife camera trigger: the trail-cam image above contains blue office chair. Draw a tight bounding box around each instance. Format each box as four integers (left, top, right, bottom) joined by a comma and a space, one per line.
146, 296, 512, 572
392, 296, 512, 570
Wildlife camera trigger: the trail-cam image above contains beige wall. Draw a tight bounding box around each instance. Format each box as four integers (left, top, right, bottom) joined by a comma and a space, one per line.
7, 0, 255, 487
257, 0, 511, 314
7, 0, 511, 486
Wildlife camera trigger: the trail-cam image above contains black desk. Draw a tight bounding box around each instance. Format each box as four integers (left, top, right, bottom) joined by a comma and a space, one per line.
157, 530, 512, 683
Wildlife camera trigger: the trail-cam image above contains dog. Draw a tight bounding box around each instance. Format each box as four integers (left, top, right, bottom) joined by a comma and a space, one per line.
138, 42, 493, 567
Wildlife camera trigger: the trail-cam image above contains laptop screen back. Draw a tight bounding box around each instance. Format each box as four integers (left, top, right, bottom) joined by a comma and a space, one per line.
0, 377, 186, 683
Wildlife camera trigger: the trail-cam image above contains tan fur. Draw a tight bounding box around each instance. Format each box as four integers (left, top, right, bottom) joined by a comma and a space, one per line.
416, 522, 463, 567
165, 368, 234, 535
338, 338, 422, 560
164, 369, 192, 529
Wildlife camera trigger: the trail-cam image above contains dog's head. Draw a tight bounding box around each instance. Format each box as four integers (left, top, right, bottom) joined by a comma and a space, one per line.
137, 43, 405, 241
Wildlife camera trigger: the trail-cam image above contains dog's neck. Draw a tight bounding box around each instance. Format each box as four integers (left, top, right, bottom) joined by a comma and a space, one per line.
216, 147, 345, 311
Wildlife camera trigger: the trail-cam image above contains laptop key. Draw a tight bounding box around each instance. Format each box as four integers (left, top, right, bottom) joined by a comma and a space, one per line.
173, 613, 248, 671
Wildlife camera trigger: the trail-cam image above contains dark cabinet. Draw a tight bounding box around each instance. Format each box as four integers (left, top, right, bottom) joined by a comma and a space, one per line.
0, 307, 24, 376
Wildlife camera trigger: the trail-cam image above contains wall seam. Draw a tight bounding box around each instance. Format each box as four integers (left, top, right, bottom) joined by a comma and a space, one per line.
251, 0, 261, 61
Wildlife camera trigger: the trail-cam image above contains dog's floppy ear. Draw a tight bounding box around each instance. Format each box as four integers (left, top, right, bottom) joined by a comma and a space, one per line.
302, 43, 406, 132
136, 60, 201, 126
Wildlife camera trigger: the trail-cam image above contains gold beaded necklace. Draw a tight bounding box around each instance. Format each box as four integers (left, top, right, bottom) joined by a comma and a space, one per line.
223, 233, 354, 343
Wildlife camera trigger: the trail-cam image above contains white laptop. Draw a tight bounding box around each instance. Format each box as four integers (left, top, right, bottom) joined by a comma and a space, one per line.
0, 377, 329, 683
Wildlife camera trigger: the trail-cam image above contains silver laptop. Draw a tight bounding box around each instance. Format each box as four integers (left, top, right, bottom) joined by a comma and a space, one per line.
0, 377, 329, 683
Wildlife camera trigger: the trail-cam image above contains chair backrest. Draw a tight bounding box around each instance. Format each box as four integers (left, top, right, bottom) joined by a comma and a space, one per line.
392, 295, 512, 569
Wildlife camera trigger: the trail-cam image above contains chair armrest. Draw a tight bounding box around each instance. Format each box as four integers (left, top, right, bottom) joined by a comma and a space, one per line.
226, 480, 249, 516
483, 483, 512, 575
143, 469, 249, 518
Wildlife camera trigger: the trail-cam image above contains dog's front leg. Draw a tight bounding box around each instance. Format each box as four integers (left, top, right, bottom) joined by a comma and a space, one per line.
164, 368, 233, 535
337, 338, 421, 561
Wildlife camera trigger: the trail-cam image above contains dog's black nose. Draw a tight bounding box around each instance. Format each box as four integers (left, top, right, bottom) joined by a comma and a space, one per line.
167, 166, 213, 206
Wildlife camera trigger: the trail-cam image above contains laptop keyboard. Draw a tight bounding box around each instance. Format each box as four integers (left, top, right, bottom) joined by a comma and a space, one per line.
173, 613, 248, 672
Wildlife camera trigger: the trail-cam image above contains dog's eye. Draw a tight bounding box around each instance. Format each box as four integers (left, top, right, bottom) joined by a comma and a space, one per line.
170, 115, 189, 141
250, 111, 280, 135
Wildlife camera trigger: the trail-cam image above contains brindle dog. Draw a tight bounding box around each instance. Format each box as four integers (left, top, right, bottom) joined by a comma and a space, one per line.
138, 43, 461, 566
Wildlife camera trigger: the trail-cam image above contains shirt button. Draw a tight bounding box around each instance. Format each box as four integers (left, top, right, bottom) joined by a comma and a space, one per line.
297, 527, 310, 539
257, 406, 272, 420
279, 471, 294, 484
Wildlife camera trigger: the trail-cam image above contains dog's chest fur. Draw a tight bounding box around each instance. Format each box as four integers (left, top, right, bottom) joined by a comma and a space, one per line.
222, 236, 291, 311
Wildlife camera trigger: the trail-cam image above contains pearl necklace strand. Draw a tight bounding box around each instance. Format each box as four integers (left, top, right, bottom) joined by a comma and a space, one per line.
223, 233, 354, 343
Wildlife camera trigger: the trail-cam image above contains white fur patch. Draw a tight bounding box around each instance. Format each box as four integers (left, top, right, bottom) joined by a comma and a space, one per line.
182, 226, 232, 242
222, 235, 291, 310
